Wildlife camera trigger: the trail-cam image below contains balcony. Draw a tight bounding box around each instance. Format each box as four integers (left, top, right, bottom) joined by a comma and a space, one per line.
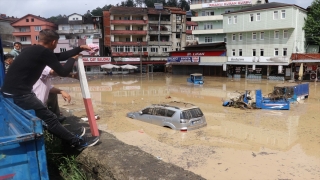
83, 29, 101, 33
20, 41, 31, 45
111, 20, 148, 25
148, 30, 171, 35
111, 41, 147, 46
186, 30, 192, 34
12, 31, 31, 36
112, 52, 148, 57
148, 41, 172, 46
148, 20, 171, 25
192, 29, 224, 35
111, 30, 147, 35
149, 52, 169, 57
56, 29, 84, 34
191, 15, 223, 22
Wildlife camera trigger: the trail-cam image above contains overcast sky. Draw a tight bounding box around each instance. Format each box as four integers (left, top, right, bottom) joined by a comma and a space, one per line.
0, 0, 314, 18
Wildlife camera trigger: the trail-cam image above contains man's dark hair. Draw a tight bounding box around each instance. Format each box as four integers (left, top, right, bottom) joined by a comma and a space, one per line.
38, 29, 59, 44
13, 42, 21, 46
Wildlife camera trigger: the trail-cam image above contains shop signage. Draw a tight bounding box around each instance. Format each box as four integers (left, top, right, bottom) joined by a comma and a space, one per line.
123, 86, 141, 90
121, 58, 140, 62
83, 57, 111, 62
167, 56, 201, 63
228, 56, 289, 63
202, 0, 251, 8
170, 51, 225, 56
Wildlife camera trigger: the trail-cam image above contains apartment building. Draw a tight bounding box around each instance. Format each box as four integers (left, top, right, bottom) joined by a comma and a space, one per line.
10, 14, 56, 47
55, 13, 104, 74
223, 2, 307, 80
103, 6, 186, 73
190, 0, 267, 44
186, 11, 198, 46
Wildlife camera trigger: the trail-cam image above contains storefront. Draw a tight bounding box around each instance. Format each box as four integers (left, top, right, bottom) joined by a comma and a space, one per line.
227, 56, 291, 80
291, 53, 320, 81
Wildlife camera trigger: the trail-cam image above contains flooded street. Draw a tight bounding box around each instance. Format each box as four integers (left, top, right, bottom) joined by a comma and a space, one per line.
54, 73, 320, 180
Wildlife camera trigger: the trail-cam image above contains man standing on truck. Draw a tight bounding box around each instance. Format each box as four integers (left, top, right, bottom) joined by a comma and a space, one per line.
1, 29, 99, 151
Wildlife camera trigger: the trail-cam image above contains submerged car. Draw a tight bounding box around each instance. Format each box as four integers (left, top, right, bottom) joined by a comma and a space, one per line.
127, 101, 207, 131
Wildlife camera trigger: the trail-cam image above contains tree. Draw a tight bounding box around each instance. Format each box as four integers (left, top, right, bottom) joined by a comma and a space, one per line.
303, 0, 320, 47
167, 0, 178, 7
47, 14, 64, 23
179, 0, 190, 11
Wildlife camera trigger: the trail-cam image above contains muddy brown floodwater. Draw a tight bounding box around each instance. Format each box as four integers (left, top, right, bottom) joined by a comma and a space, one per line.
54, 73, 320, 180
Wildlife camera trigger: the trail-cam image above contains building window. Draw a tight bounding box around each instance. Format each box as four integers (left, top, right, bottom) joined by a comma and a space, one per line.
34, 26, 41, 31
283, 48, 287, 56
126, 38, 130, 42
177, 42, 181, 46
186, 35, 192, 40
124, 16, 130, 20
19, 27, 27, 32
76, 18, 78, 20
228, 16, 232, 24
239, 33, 242, 41
283, 30, 288, 38
274, 30, 279, 39
232, 34, 236, 41
116, 46, 124, 52
162, 47, 168, 52
233, 16, 237, 24
274, 11, 278, 20
20, 37, 27, 41
176, 15, 181, 20
125, 26, 130, 30
35, 35, 39, 41
205, 36, 212, 42
204, 23, 213, 30
260, 49, 264, 56
260, 32, 264, 40
31, 18, 34, 22
138, 27, 143, 30
26, 19, 29, 22
252, 32, 257, 40
239, 49, 242, 56
281, 10, 286, 19
60, 48, 66, 52
250, 14, 254, 22
256, 13, 260, 21
176, 34, 180, 38
151, 47, 158, 52
125, 46, 130, 52
275, 48, 279, 56
253, 49, 256, 56
137, 38, 142, 42
232, 49, 235, 56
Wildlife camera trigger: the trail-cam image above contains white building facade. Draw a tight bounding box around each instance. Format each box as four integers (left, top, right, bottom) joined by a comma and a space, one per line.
223, 2, 307, 80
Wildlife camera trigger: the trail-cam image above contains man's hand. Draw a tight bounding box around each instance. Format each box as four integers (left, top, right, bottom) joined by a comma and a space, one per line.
80, 45, 91, 51
60, 90, 71, 103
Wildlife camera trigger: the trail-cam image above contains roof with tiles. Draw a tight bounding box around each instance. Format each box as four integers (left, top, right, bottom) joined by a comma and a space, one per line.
10, 14, 49, 24
56, 16, 95, 25
164, 7, 186, 15
147, 7, 171, 15
290, 53, 320, 60
224, 2, 306, 15
109, 7, 148, 15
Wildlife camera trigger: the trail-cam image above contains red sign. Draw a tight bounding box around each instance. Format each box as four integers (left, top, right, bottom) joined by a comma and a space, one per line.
83, 57, 111, 62
170, 51, 225, 56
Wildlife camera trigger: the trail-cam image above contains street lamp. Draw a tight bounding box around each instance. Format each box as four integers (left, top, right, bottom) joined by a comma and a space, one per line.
138, 42, 142, 76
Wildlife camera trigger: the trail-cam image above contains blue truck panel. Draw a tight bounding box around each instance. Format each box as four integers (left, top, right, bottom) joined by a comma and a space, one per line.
0, 37, 49, 180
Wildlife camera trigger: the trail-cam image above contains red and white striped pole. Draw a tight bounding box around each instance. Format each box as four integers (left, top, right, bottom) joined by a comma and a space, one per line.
77, 55, 99, 136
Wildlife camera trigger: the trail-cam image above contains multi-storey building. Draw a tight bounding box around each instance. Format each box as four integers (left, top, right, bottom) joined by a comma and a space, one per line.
186, 11, 198, 46
55, 13, 105, 74
10, 14, 56, 48
103, 6, 186, 73
223, 2, 307, 80
190, 0, 267, 44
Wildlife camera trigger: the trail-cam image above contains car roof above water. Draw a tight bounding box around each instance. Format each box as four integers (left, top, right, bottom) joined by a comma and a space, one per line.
151, 101, 198, 111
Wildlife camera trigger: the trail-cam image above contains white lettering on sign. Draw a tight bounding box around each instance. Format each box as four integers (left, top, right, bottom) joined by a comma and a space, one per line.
230, 58, 245, 61
202, 0, 251, 8
82, 57, 111, 62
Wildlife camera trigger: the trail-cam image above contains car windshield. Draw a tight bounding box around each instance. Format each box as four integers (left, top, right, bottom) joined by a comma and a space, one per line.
180, 108, 203, 119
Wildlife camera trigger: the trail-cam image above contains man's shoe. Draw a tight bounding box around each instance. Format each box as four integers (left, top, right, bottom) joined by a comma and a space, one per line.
75, 136, 100, 151
58, 115, 67, 123
74, 127, 86, 138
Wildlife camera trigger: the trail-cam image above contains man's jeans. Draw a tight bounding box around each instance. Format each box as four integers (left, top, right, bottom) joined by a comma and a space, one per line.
4, 93, 78, 145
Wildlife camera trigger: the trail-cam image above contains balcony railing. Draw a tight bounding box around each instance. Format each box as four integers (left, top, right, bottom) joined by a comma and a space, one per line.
111, 20, 148, 25
148, 20, 171, 25
111, 41, 147, 46
111, 30, 147, 35
56, 29, 84, 34
148, 41, 172, 46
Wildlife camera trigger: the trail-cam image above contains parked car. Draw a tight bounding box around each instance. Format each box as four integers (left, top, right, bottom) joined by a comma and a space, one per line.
127, 101, 207, 131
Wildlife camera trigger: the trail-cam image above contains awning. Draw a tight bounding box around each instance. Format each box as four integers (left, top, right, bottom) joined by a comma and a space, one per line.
226, 62, 290, 66
292, 60, 320, 63
199, 62, 223, 66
